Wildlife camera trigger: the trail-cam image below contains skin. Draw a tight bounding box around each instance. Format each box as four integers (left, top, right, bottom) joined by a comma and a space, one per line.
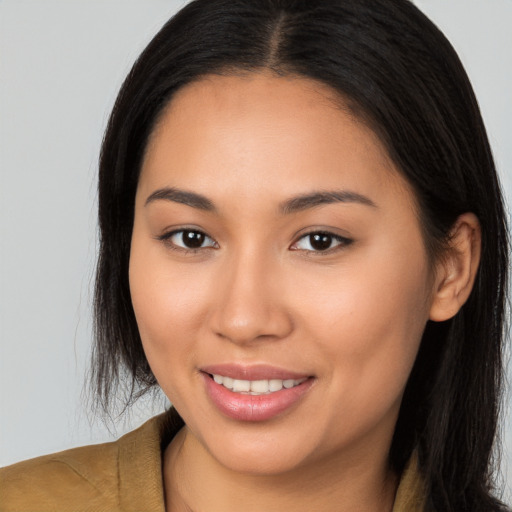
129, 72, 481, 512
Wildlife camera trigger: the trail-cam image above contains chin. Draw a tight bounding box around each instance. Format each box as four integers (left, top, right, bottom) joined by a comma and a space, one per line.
211, 437, 312, 475
189, 415, 328, 476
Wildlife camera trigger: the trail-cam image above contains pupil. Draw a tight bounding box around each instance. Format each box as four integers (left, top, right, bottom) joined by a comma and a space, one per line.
183, 230, 205, 248
310, 233, 332, 251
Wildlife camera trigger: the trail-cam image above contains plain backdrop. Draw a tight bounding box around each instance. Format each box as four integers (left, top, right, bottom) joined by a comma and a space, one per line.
1, 0, 511, 501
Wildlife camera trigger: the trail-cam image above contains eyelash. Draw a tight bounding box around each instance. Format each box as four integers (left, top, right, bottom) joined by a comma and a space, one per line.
291, 231, 353, 254
157, 229, 353, 255
157, 229, 218, 254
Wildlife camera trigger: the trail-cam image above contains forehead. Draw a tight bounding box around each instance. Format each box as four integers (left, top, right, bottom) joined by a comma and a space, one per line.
147, 72, 381, 159
139, 72, 415, 213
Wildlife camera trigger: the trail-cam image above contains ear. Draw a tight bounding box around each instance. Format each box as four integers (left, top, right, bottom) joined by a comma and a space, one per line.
429, 213, 481, 322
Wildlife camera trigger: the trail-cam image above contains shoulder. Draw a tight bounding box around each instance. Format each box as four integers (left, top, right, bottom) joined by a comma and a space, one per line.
0, 412, 175, 512
0, 439, 120, 511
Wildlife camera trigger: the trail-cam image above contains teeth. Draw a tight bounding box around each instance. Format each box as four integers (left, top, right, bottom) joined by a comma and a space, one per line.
251, 380, 269, 393
232, 379, 250, 392
211, 374, 307, 395
269, 379, 283, 392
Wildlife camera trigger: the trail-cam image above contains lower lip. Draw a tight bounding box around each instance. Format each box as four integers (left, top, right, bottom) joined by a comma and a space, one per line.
202, 373, 314, 422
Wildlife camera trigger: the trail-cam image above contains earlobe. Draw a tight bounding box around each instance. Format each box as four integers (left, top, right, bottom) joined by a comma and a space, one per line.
429, 213, 481, 322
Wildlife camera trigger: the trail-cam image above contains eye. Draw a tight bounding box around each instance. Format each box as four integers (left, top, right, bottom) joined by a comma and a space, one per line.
159, 229, 218, 252
291, 231, 353, 253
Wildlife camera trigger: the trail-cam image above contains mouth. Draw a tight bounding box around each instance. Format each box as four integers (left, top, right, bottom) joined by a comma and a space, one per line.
200, 365, 314, 422
208, 373, 308, 395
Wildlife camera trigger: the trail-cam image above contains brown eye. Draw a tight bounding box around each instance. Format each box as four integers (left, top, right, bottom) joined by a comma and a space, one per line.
292, 231, 352, 253
161, 229, 217, 251
309, 233, 333, 251
181, 230, 206, 248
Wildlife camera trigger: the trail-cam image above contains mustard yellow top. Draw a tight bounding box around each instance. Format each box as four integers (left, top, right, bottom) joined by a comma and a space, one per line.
0, 413, 426, 511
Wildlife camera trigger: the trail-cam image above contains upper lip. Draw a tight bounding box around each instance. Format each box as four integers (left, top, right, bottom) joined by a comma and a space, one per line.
200, 363, 311, 381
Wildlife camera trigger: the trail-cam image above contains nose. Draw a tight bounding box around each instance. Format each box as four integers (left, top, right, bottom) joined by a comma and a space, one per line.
209, 251, 294, 345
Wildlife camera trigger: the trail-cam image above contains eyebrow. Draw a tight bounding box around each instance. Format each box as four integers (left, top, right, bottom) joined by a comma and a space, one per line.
145, 187, 216, 211
279, 190, 377, 214
144, 187, 377, 213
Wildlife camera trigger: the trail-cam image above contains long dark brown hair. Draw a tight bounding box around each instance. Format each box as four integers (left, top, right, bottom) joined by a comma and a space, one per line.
92, 1, 510, 510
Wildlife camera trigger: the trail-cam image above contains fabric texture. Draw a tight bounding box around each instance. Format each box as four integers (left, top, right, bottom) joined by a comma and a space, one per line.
0, 412, 426, 511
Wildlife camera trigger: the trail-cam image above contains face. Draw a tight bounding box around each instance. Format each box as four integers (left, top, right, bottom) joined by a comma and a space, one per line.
130, 72, 435, 475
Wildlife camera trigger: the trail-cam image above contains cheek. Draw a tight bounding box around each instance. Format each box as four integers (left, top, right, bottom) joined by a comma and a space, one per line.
294, 237, 431, 408
128, 236, 209, 379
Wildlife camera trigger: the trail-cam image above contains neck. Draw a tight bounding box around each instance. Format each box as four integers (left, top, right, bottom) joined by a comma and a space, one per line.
163, 427, 398, 512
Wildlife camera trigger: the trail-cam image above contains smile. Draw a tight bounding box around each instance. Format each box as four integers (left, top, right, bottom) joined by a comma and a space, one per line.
202, 367, 315, 421
210, 374, 307, 395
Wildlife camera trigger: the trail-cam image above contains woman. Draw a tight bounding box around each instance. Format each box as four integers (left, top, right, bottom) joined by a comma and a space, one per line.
1, 0, 509, 511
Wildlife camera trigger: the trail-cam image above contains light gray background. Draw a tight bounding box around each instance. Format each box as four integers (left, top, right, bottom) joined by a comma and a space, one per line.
1, 0, 511, 501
